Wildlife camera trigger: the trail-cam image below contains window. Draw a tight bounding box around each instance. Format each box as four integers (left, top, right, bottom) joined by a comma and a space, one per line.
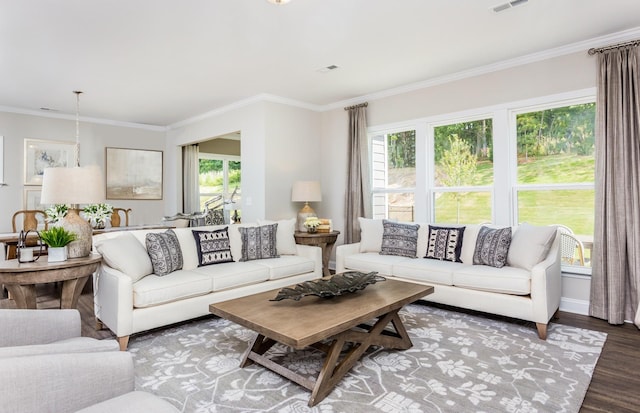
514, 102, 595, 268
198, 154, 241, 221
432, 118, 493, 224
370, 129, 416, 220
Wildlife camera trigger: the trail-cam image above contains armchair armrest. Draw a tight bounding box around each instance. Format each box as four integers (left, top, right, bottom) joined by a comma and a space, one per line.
0, 351, 135, 413
0, 309, 80, 347
295, 244, 323, 277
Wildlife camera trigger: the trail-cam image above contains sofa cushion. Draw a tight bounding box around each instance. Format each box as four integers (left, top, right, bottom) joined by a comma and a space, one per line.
473, 226, 512, 268
239, 224, 280, 261
0, 337, 120, 359
191, 262, 270, 291
452, 265, 531, 295
358, 218, 384, 253
254, 255, 316, 280
392, 259, 462, 286
132, 270, 212, 308
258, 218, 297, 255
145, 230, 183, 276
380, 220, 420, 258
343, 252, 407, 276
507, 223, 557, 270
192, 228, 234, 266
425, 225, 465, 262
95, 233, 152, 282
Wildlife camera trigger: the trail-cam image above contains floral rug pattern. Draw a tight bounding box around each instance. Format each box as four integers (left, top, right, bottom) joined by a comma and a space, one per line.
128, 304, 606, 412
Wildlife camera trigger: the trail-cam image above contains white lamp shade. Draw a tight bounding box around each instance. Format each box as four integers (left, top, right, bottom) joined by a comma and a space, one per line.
41, 165, 105, 205
291, 181, 322, 203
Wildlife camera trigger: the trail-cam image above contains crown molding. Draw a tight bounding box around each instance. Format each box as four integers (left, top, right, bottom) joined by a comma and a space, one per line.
0, 105, 166, 132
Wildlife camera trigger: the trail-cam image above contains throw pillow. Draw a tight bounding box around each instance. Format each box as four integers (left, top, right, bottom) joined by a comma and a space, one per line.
473, 226, 512, 268
145, 229, 183, 276
95, 233, 152, 282
257, 218, 297, 255
238, 223, 279, 261
380, 220, 420, 258
358, 217, 384, 252
425, 225, 466, 262
192, 228, 234, 267
507, 223, 557, 270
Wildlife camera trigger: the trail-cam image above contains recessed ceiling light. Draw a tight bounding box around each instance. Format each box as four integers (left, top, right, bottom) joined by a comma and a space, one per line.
266, 0, 291, 5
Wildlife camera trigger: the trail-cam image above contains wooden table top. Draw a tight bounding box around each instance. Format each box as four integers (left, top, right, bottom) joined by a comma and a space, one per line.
210, 278, 433, 349
0, 253, 102, 273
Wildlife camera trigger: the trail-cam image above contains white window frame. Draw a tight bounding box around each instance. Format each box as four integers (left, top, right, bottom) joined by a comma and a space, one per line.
198, 153, 241, 202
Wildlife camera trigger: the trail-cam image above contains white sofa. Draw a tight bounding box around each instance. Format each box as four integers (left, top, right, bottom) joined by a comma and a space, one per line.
336, 220, 561, 339
92, 220, 322, 350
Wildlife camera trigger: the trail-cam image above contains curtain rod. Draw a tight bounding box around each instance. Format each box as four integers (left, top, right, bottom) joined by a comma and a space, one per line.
344, 102, 368, 111
588, 39, 640, 55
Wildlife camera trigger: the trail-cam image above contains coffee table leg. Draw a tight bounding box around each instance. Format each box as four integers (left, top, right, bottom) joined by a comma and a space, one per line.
241, 334, 276, 368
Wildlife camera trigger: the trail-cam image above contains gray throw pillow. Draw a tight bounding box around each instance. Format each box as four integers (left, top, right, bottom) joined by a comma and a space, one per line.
425, 225, 466, 262
192, 228, 234, 266
239, 223, 279, 261
473, 226, 512, 268
146, 229, 183, 276
380, 220, 420, 258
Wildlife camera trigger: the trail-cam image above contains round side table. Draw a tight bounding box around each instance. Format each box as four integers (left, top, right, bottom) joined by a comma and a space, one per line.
294, 230, 340, 277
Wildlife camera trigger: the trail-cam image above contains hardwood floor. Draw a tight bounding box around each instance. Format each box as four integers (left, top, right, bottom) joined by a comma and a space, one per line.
2, 283, 639, 412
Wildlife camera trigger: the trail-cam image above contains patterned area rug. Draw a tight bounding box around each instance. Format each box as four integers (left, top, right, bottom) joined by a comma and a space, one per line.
129, 304, 606, 413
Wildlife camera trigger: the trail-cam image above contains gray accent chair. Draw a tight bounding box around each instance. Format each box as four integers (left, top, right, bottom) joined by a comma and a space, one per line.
0, 309, 179, 413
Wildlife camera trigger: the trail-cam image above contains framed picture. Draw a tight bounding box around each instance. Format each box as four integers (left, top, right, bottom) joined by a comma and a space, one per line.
24, 139, 75, 185
106, 147, 163, 200
23, 187, 44, 210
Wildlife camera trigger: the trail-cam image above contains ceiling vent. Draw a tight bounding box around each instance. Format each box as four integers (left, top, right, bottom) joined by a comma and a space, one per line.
491, 0, 528, 13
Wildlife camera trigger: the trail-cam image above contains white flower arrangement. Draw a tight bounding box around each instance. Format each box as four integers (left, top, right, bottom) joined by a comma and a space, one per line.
304, 216, 321, 231
44, 204, 69, 224
82, 203, 114, 228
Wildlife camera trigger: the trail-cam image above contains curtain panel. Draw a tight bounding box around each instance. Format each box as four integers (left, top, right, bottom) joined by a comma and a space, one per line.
345, 106, 371, 243
590, 45, 640, 327
182, 144, 200, 214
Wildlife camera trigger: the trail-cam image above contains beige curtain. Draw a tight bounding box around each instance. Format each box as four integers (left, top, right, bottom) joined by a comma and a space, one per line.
345, 105, 371, 243
590, 45, 640, 327
182, 144, 200, 214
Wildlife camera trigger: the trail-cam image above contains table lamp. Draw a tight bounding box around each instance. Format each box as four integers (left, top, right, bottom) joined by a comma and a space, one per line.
40, 165, 105, 258
291, 181, 322, 232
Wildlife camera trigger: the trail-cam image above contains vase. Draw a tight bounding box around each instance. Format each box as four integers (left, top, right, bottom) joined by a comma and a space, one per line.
94, 222, 106, 229
307, 227, 318, 234
48, 246, 68, 262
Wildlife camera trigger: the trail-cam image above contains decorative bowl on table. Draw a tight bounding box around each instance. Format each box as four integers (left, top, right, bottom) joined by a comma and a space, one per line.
271, 271, 386, 301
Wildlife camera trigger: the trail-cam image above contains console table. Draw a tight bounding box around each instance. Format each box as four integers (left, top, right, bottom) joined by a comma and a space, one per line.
294, 230, 340, 277
0, 253, 102, 309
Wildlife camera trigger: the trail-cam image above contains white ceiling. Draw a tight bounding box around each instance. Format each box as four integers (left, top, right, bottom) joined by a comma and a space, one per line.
1, 0, 640, 128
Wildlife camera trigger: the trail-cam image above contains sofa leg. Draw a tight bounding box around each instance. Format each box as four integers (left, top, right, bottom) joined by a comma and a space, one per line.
118, 336, 130, 351
536, 323, 548, 340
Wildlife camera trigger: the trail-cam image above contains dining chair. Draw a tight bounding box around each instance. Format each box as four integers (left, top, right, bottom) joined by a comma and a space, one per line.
111, 208, 132, 227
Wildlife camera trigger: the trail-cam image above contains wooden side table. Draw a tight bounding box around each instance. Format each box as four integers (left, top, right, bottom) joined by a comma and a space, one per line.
294, 230, 340, 277
0, 253, 102, 309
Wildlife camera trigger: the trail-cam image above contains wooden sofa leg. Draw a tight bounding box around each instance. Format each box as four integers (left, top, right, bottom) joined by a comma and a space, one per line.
118, 336, 130, 351
536, 323, 548, 340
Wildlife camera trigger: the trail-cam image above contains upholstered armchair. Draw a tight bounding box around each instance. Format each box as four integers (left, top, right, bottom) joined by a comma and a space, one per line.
0, 309, 178, 413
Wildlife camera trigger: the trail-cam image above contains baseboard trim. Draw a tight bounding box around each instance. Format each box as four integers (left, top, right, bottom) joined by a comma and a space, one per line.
560, 297, 590, 315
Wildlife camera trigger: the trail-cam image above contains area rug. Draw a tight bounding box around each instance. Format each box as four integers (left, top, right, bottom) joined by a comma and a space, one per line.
128, 304, 606, 413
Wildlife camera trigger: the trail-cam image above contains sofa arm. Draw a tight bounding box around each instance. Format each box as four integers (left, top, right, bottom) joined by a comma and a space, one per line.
336, 242, 361, 273
94, 264, 135, 339
0, 351, 135, 413
0, 309, 80, 347
295, 244, 323, 277
530, 237, 562, 324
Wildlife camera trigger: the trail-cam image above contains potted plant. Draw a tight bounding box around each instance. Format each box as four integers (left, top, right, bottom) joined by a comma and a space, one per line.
39, 226, 77, 262
82, 203, 114, 229
44, 204, 69, 224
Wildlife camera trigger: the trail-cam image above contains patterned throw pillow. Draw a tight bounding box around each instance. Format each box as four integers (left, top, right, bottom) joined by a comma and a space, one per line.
380, 220, 420, 258
473, 226, 512, 268
192, 228, 234, 267
425, 225, 466, 262
238, 223, 279, 262
145, 229, 183, 276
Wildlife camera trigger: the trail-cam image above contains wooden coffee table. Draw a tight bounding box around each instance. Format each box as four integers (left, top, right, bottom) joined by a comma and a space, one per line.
209, 278, 433, 406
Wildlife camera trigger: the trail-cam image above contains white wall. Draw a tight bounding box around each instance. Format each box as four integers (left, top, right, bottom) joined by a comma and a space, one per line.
0, 112, 166, 233
319, 51, 597, 310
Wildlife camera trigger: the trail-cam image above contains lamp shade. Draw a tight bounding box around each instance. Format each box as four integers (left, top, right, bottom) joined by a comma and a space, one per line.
291, 181, 322, 203
41, 165, 105, 205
